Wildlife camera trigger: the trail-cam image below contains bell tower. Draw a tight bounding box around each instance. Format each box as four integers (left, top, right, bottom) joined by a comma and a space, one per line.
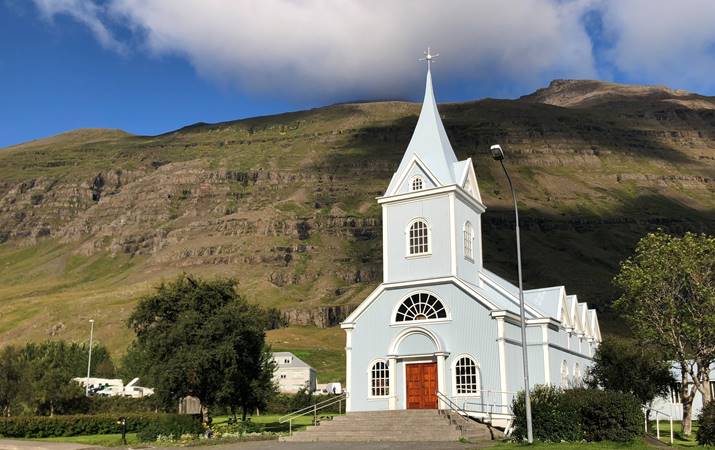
379, 49, 486, 286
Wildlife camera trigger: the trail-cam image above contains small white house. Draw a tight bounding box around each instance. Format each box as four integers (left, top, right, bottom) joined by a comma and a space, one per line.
272, 352, 317, 393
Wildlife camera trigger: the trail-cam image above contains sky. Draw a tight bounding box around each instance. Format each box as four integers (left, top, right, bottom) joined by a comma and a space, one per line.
3, 0, 715, 148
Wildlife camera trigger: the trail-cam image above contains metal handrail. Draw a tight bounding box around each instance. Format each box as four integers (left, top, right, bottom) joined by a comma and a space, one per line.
436, 391, 475, 437
461, 389, 516, 416
279, 393, 347, 436
644, 405, 674, 445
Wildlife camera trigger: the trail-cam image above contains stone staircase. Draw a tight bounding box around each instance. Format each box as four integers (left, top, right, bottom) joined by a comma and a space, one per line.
280, 409, 498, 442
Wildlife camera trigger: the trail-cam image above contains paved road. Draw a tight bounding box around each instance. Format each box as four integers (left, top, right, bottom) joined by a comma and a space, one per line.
134, 441, 478, 450
0, 439, 480, 450
0, 441, 97, 450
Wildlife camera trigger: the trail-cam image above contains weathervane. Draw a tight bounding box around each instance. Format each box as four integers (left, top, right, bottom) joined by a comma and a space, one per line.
419, 47, 439, 71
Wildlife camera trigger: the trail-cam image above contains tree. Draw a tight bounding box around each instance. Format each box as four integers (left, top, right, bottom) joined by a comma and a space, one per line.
127, 275, 277, 415
586, 336, 674, 407
0, 346, 23, 416
614, 231, 715, 436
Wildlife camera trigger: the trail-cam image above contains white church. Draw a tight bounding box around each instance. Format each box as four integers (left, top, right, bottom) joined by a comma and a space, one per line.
341, 57, 602, 424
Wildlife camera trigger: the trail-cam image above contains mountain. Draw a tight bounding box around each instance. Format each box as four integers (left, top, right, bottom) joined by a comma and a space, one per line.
1, 79, 713, 355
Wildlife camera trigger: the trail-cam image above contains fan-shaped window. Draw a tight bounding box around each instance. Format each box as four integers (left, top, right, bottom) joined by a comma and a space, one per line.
395, 293, 447, 322
454, 356, 480, 394
408, 219, 430, 255
411, 176, 423, 191
561, 360, 569, 387
463, 221, 474, 260
370, 360, 389, 397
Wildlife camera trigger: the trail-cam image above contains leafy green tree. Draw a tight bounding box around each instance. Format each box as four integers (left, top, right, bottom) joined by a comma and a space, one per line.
0, 346, 24, 416
614, 231, 715, 436
127, 275, 277, 415
586, 336, 674, 406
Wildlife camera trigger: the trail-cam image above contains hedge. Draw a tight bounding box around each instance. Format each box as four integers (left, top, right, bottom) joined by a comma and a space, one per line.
512, 385, 643, 442
0, 413, 201, 439
697, 400, 715, 446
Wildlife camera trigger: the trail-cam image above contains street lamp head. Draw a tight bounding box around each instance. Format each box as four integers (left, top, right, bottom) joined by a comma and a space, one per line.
490, 144, 505, 161
89, 319, 95, 323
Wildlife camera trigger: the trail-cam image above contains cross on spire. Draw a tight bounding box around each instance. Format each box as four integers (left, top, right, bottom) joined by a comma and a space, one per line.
419, 47, 439, 72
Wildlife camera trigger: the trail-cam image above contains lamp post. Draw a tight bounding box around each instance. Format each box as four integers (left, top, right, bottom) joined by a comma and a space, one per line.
86, 319, 95, 397
490, 144, 533, 443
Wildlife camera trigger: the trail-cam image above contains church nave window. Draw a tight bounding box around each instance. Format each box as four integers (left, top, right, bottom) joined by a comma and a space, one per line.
395, 292, 447, 322
561, 360, 569, 387
369, 360, 389, 397
411, 176, 424, 191
408, 219, 430, 255
454, 356, 480, 394
463, 221, 474, 260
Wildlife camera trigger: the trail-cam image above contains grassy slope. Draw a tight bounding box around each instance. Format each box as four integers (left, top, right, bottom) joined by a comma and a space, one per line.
0, 81, 713, 362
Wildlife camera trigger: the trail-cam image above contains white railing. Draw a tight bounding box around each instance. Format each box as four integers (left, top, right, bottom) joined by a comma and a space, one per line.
279, 393, 347, 436
436, 391, 475, 438
460, 389, 517, 416
644, 406, 674, 445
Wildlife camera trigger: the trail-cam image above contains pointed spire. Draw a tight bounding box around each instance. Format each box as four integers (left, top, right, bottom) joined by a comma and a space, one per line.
385, 50, 459, 195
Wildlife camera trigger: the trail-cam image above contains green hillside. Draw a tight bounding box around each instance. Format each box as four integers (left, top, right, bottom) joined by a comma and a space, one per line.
0, 79, 713, 359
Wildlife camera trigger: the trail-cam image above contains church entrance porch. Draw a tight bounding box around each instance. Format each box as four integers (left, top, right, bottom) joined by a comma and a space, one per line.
406, 361, 438, 409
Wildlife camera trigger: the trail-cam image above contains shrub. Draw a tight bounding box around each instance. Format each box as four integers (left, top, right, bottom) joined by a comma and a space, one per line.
87, 396, 163, 414
511, 386, 643, 442
697, 401, 715, 446
512, 384, 581, 442
0, 413, 201, 440
563, 388, 642, 442
135, 414, 203, 442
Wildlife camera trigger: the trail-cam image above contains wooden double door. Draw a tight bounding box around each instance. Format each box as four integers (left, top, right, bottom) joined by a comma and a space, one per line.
406, 362, 438, 409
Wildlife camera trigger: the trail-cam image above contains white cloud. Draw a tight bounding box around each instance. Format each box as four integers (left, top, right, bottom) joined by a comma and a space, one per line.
598, 0, 715, 92
33, 0, 128, 54
32, 0, 599, 101
30, 0, 715, 100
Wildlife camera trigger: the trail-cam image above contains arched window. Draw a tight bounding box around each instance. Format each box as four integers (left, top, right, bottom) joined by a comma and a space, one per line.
408, 219, 430, 255
411, 176, 424, 191
463, 221, 474, 260
395, 292, 447, 322
561, 360, 569, 387
574, 363, 581, 386
370, 361, 389, 397
454, 356, 480, 394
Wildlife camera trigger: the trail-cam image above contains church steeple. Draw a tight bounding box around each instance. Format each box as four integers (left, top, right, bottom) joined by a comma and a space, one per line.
385, 50, 460, 196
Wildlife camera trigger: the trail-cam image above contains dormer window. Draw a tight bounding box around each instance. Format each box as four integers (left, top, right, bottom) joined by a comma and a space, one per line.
411, 176, 424, 191
407, 219, 430, 256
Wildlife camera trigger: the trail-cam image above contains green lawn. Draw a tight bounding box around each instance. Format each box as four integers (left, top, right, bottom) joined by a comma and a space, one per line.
649, 420, 701, 447
498, 441, 651, 450
31, 432, 140, 447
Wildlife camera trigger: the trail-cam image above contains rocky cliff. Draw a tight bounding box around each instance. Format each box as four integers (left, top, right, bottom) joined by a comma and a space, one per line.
0, 80, 713, 352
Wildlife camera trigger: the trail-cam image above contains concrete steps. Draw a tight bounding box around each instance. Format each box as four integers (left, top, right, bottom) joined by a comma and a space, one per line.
280, 409, 497, 442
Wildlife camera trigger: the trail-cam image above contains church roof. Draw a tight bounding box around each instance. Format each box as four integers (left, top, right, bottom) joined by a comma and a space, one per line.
385, 67, 460, 195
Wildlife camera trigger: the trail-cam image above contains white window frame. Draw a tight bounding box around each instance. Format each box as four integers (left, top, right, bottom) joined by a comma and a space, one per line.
367, 359, 390, 398
391, 290, 451, 325
573, 363, 581, 386
452, 354, 481, 397
405, 218, 431, 257
463, 221, 474, 261
410, 175, 424, 192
